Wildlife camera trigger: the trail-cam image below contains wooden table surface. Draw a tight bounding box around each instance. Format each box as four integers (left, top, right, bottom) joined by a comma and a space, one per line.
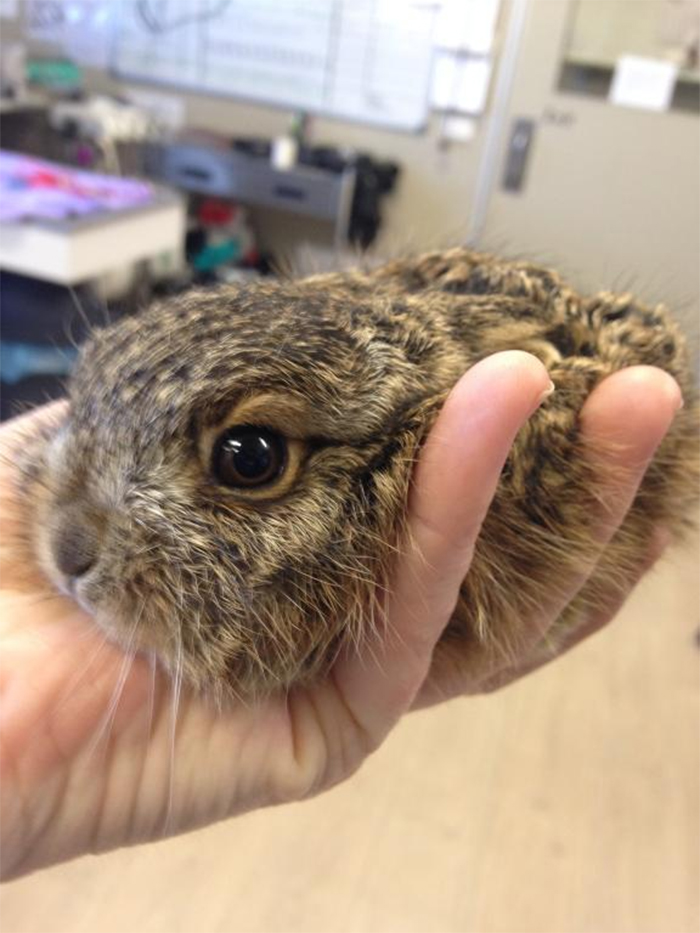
2, 543, 698, 933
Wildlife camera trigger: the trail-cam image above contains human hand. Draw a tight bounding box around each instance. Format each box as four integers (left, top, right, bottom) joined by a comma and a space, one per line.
0, 352, 681, 879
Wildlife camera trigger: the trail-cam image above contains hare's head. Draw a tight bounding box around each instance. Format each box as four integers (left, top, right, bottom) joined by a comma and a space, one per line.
29, 278, 450, 697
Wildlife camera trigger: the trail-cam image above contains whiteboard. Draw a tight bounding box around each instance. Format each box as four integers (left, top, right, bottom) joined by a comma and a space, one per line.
111, 0, 441, 131
24, 1, 501, 130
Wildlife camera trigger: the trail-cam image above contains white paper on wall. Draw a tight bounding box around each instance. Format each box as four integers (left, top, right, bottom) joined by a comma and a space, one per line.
430, 51, 459, 109
431, 52, 492, 114
455, 57, 492, 113
442, 114, 477, 141
434, 0, 500, 54
609, 55, 679, 111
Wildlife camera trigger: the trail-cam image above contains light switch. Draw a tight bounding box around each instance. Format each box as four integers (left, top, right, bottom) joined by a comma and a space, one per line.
502, 118, 535, 193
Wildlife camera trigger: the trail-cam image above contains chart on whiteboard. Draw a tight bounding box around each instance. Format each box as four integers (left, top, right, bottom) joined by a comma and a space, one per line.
111, 0, 440, 130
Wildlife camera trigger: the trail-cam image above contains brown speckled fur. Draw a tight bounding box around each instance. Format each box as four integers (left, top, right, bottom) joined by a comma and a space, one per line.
24, 248, 699, 699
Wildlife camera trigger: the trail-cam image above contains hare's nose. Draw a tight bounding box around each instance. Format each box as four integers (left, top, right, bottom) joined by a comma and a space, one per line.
51, 508, 102, 579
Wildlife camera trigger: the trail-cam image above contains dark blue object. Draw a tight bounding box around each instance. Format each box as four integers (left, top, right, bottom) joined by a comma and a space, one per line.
0, 271, 104, 420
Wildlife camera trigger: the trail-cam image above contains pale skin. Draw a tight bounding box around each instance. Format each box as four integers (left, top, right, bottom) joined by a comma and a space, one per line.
0, 351, 682, 880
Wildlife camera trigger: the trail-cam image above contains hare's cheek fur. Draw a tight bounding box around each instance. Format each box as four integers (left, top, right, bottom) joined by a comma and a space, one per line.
24, 248, 700, 698
30, 428, 415, 697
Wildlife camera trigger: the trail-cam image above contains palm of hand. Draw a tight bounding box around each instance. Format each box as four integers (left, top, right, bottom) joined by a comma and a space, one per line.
0, 503, 371, 876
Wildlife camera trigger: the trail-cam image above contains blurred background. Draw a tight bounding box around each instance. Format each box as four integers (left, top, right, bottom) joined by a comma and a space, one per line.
0, 2, 698, 931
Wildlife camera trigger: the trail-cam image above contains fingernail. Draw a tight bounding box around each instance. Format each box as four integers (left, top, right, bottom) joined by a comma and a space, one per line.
539, 380, 555, 403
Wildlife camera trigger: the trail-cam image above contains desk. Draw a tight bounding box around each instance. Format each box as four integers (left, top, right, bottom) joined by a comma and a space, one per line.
0, 189, 185, 284
0, 151, 186, 285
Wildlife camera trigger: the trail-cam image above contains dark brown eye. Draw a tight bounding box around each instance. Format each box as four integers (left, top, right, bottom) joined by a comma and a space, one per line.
212, 426, 287, 489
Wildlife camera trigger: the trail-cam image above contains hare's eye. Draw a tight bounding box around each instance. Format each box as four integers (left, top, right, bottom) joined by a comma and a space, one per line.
212, 426, 287, 488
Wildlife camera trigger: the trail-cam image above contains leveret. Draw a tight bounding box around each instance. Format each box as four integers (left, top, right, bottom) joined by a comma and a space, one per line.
23, 249, 699, 698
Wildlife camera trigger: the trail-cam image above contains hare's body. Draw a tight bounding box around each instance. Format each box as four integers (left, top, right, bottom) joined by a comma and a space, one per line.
27, 249, 699, 697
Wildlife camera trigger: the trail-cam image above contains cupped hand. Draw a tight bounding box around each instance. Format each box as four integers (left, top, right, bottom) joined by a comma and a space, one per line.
0, 352, 681, 879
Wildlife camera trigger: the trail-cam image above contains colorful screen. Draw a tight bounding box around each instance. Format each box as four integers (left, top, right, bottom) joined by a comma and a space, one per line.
0, 151, 155, 223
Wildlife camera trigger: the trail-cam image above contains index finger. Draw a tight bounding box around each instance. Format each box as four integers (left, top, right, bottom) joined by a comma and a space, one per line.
332, 351, 552, 741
